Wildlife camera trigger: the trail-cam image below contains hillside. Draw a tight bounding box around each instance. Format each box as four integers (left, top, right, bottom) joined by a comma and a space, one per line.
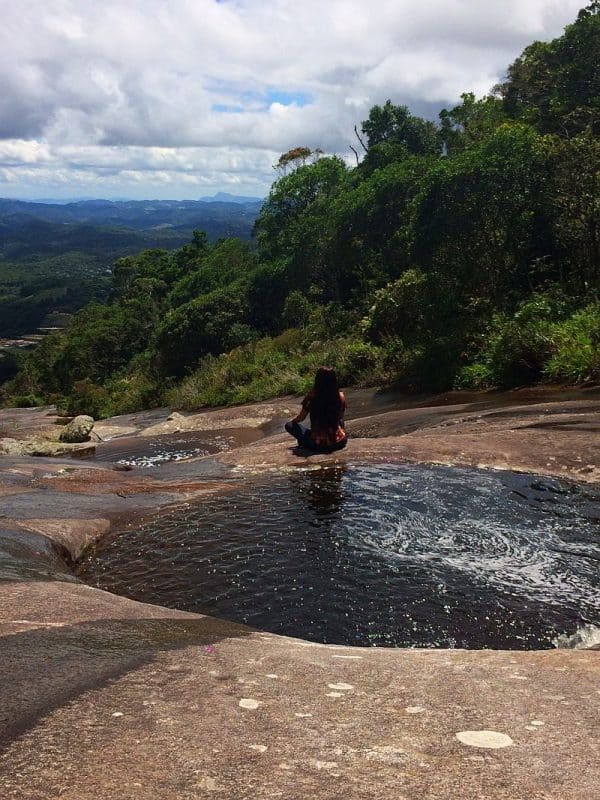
0, 196, 262, 337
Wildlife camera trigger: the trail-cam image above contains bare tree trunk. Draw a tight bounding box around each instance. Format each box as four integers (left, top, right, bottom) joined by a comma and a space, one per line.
354, 125, 368, 153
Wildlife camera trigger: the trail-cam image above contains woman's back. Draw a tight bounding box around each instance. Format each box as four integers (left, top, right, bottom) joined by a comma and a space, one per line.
302, 388, 346, 448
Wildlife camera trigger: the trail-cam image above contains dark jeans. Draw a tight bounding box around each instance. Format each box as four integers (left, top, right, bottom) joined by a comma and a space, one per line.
285, 421, 348, 453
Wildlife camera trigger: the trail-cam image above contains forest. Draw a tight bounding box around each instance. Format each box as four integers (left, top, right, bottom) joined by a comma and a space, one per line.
0, 195, 260, 337
2, 3, 598, 416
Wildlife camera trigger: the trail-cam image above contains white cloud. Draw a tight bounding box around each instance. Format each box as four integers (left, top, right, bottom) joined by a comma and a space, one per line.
0, 0, 585, 199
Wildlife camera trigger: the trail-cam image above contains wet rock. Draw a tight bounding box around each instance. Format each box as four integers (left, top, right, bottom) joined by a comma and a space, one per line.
59, 415, 95, 443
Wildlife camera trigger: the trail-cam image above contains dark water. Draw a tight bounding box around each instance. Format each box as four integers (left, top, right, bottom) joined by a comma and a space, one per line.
91, 428, 264, 468
79, 465, 600, 649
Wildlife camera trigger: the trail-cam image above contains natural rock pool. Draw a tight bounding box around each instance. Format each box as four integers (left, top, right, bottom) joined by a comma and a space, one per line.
79, 464, 600, 649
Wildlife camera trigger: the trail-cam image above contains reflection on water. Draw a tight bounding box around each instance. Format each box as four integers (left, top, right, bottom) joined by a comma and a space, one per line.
79, 465, 600, 649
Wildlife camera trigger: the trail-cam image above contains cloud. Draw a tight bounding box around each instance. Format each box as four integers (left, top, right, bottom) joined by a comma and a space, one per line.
0, 0, 585, 199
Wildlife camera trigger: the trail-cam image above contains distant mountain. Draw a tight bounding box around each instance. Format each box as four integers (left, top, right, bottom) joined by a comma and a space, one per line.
0, 196, 263, 241
32, 196, 130, 204
199, 191, 264, 204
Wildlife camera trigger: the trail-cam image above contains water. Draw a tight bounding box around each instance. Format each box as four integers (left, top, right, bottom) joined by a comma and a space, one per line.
91, 428, 264, 468
79, 464, 600, 649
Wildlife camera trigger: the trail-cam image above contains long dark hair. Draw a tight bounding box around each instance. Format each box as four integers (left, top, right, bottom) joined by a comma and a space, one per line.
310, 367, 342, 427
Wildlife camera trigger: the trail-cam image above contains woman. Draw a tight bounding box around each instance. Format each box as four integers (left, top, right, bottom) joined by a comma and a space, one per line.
285, 367, 347, 453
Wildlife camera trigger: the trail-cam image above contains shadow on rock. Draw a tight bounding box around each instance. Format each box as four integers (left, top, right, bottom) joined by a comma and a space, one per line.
0, 615, 252, 751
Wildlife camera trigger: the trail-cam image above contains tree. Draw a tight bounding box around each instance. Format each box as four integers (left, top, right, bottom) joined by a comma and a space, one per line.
498, 2, 600, 136
168, 238, 257, 307
254, 156, 348, 263
274, 147, 324, 175
549, 132, 600, 294
319, 154, 435, 302
411, 124, 556, 309
439, 93, 507, 154
157, 284, 249, 377
361, 101, 440, 154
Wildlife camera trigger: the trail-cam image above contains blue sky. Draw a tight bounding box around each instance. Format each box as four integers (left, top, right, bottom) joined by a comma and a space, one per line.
213, 89, 313, 114
0, 0, 585, 200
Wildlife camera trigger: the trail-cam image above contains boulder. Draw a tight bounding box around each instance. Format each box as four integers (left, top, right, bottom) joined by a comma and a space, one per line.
59, 415, 95, 443
26, 438, 96, 457
0, 437, 25, 456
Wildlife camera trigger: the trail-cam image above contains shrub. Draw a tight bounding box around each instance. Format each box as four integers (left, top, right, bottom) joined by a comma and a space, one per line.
334, 340, 382, 386
273, 327, 304, 352
282, 290, 312, 328
544, 304, 600, 383
456, 295, 598, 389
381, 336, 460, 392
7, 393, 45, 408
223, 323, 260, 350
454, 362, 494, 390
62, 379, 111, 418
363, 269, 430, 344
484, 316, 554, 387
167, 334, 381, 410
105, 371, 162, 416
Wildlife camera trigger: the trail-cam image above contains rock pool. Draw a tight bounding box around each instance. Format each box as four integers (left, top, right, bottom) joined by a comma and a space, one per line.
79, 464, 600, 649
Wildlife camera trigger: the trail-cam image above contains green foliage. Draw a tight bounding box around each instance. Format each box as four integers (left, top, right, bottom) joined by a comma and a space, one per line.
0, 350, 21, 383
499, 2, 600, 136
168, 238, 257, 307
379, 336, 461, 393
103, 371, 162, 417
412, 124, 557, 302
456, 294, 598, 389
361, 101, 440, 155
54, 301, 156, 388
474, 316, 553, 388
168, 334, 381, 410
282, 290, 312, 328
363, 269, 431, 344
544, 304, 600, 382
245, 260, 289, 331
61, 379, 112, 418
6, 393, 45, 409
157, 284, 249, 376
439, 93, 508, 154
547, 132, 600, 295
321, 157, 434, 302
254, 156, 348, 264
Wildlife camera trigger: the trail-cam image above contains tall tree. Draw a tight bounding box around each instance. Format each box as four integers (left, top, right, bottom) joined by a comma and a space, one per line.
498, 2, 600, 136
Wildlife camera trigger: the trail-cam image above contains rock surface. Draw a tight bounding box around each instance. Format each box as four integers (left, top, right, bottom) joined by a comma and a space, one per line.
0, 387, 599, 799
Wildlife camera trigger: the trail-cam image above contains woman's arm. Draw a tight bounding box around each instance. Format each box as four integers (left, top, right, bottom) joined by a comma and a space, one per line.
292, 394, 311, 423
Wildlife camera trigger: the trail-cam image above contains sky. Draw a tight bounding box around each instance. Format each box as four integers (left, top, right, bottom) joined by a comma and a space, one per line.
0, 0, 585, 201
